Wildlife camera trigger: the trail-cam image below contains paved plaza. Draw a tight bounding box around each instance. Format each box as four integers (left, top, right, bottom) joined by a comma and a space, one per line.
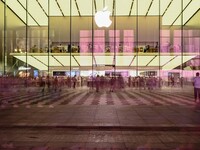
0, 86, 200, 149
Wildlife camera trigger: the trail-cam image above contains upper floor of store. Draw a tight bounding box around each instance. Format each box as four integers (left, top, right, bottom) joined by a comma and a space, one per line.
0, 0, 200, 54
0, 0, 200, 26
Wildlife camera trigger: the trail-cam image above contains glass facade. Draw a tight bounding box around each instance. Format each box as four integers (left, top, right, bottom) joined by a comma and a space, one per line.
0, 0, 200, 87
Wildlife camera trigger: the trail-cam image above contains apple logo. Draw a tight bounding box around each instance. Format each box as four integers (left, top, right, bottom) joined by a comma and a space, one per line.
95, 7, 112, 28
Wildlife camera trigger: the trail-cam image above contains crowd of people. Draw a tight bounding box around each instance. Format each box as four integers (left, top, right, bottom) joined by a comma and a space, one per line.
0, 73, 199, 105
0, 74, 186, 94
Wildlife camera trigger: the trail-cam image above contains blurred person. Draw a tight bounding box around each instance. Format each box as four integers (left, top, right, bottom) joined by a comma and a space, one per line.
46, 75, 51, 92
66, 76, 71, 88
59, 77, 65, 91
193, 72, 200, 103
147, 76, 153, 92
72, 75, 77, 89
81, 76, 84, 87
136, 76, 140, 89
109, 77, 116, 92
77, 76, 81, 87
138, 76, 144, 91
87, 76, 94, 92
117, 74, 125, 90
171, 76, 175, 87
128, 76, 131, 87
95, 75, 100, 92
53, 76, 58, 92
132, 77, 136, 88
144, 44, 150, 53
158, 77, 163, 88
180, 77, 184, 87
100, 75, 105, 91
39, 76, 45, 95
31, 45, 38, 53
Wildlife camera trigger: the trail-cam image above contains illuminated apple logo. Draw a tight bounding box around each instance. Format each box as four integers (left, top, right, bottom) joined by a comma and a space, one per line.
95, 7, 112, 28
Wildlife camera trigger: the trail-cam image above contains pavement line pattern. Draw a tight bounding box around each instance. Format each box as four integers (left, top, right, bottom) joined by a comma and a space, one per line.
154, 91, 194, 106
0, 88, 195, 107
68, 92, 89, 105
125, 91, 157, 105
97, 93, 107, 105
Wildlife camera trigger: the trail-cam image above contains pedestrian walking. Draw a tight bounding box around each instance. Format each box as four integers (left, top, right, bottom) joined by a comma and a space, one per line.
193, 72, 200, 103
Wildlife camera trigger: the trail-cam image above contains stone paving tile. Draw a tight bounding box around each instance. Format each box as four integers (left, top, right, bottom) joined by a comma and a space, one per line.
1, 129, 200, 149
1, 84, 200, 150
0, 105, 200, 128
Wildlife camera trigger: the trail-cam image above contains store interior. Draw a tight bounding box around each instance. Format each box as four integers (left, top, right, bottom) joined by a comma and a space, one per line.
0, 0, 200, 83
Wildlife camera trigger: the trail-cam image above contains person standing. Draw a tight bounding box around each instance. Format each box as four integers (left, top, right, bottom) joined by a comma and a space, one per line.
109, 77, 116, 92
53, 76, 58, 92
40, 76, 45, 95
95, 75, 100, 92
72, 75, 77, 89
193, 72, 200, 103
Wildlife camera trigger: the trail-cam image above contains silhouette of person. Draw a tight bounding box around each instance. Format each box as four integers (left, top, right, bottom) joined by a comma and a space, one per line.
193, 72, 200, 103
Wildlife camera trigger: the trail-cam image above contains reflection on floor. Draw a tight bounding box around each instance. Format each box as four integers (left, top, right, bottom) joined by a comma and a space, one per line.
0, 86, 195, 108
0, 86, 200, 150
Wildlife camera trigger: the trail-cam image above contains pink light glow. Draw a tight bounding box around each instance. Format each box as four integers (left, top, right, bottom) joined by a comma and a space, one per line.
80, 30, 105, 53
109, 30, 120, 37
109, 37, 120, 52
123, 30, 134, 53
80, 30, 92, 53
173, 38, 181, 53
109, 30, 120, 53
160, 30, 170, 53
94, 37, 105, 53
94, 30, 105, 53
80, 37, 91, 53
160, 30, 170, 37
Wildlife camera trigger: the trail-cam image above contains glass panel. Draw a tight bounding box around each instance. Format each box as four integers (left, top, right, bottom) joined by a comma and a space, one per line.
74, 56, 93, 66
0, 1, 4, 75
38, 0, 48, 15
6, 0, 27, 77
6, 0, 26, 23
1, 0, 199, 90
123, 30, 134, 53
49, 0, 62, 16
95, 0, 104, 12
109, 30, 120, 53
71, 0, 79, 16
116, 0, 132, 16
27, 0, 48, 26
115, 56, 133, 66
162, 0, 181, 25
49, 0, 70, 78
14, 55, 47, 70
34, 55, 62, 67
160, 0, 171, 15
183, 0, 200, 25
59, 0, 70, 16
138, 0, 152, 15
160, 30, 170, 53
136, 0, 161, 90
173, 0, 199, 25
94, 30, 105, 53
54, 56, 79, 67
25, 0, 49, 75
148, 0, 159, 15
77, 0, 92, 16
80, 30, 92, 53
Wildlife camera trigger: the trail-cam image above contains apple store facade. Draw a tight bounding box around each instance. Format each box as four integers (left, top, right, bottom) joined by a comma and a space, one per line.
0, 0, 200, 85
